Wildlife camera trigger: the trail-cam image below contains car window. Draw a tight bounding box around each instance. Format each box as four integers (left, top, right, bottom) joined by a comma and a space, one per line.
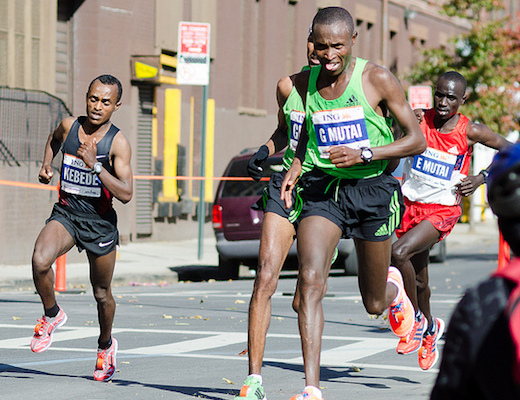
221, 158, 283, 198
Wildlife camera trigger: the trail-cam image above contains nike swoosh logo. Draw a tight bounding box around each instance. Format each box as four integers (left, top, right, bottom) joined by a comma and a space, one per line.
98, 240, 115, 247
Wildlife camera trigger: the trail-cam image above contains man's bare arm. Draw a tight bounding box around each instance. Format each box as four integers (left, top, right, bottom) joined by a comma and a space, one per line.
38, 117, 75, 184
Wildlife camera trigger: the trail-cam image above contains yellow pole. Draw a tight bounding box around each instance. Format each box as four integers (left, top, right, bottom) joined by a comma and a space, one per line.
189, 96, 195, 199
205, 98, 215, 202
162, 88, 181, 202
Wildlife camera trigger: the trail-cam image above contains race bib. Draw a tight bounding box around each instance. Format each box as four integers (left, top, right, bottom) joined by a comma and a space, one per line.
312, 106, 370, 158
410, 147, 457, 187
289, 110, 305, 151
61, 153, 101, 197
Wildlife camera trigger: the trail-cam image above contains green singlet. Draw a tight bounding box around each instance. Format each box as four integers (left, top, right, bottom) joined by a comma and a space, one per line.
281, 84, 314, 174
305, 58, 394, 179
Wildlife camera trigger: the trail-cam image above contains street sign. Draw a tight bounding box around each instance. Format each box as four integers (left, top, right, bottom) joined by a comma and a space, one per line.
408, 85, 432, 109
177, 22, 211, 86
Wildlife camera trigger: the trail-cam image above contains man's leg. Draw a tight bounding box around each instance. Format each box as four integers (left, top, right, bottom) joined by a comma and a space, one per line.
88, 250, 117, 346
31, 220, 74, 352
296, 216, 341, 388
355, 238, 395, 314
391, 221, 440, 315
32, 220, 75, 310
88, 249, 118, 381
248, 212, 295, 375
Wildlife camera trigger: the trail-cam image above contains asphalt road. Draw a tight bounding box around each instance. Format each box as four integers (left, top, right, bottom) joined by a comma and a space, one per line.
1, 223, 500, 400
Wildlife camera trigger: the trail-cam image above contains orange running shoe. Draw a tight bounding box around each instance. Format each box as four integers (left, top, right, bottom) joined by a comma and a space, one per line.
289, 387, 324, 400
418, 318, 445, 370
30, 307, 68, 353
387, 266, 414, 338
397, 313, 425, 354
93, 337, 118, 381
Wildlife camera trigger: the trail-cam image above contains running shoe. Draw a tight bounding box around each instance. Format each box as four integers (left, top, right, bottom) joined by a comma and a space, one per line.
30, 307, 68, 353
418, 318, 445, 370
396, 313, 425, 354
289, 387, 324, 400
93, 337, 118, 381
387, 266, 414, 338
234, 376, 266, 400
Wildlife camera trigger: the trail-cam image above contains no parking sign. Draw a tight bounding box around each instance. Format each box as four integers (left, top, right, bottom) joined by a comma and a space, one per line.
177, 22, 211, 86
408, 85, 432, 109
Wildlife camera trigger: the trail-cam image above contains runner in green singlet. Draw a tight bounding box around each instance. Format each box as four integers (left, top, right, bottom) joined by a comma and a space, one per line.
280, 7, 426, 400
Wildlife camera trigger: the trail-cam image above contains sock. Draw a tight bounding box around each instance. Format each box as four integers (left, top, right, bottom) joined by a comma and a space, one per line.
415, 310, 422, 321
44, 303, 59, 318
425, 319, 436, 335
305, 386, 322, 398
248, 374, 262, 384
98, 337, 112, 350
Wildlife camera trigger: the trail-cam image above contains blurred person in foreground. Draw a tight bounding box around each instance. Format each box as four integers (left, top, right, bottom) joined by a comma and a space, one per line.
431, 143, 520, 399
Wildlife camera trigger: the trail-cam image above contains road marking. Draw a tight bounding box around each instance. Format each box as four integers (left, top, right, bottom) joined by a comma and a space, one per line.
0, 324, 438, 373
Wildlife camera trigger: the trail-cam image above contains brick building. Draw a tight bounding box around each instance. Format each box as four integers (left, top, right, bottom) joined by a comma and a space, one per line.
0, 0, 497, 263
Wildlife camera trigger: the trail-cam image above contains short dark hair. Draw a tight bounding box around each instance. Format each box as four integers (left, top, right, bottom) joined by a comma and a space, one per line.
439, 71, 467, 93
88, 74, 123, 103
312, 7, 354, 36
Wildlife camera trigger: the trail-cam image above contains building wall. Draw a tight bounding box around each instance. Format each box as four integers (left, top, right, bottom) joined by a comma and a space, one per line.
1, 0, 476, 264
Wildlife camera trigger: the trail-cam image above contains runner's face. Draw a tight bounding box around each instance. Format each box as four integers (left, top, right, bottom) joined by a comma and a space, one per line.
433, 78, 465, 120
312, 22, 355, 77
85, 80, 121, 126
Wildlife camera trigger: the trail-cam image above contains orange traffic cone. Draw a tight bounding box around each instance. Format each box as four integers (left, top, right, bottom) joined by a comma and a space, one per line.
55, 254, 67, 292
498, 231, 510, 271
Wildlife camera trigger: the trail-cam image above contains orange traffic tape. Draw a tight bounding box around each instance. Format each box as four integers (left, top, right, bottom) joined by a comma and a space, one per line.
0, 176, 269, 191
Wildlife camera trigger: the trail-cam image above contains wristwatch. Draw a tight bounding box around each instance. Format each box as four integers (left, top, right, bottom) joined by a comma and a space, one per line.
92, 162, 103, 175
479, 169, 489, 183
360, 147, 373, 165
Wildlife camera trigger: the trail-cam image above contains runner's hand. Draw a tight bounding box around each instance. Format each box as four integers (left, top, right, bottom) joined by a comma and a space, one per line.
77, 138, 98, 169
328, 145, 362, 168
281, 160, 302, 209
247, 145, 269, 181
414, 108, 425, 123
455, 175, 484, 197
38, 165, 53, 184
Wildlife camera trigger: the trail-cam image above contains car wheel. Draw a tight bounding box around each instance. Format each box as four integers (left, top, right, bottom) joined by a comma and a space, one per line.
429, 240, 447, 263
343, 250, 358, 276
219, 255, 240, 280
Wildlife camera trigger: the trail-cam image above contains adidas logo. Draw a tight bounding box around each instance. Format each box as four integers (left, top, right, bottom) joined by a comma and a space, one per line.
344, 94, 359, 107
448, 146, 459, 154
374, 223, 389, 237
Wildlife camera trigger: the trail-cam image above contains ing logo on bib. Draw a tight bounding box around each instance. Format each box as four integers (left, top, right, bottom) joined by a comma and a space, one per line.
312, 106, 370, 158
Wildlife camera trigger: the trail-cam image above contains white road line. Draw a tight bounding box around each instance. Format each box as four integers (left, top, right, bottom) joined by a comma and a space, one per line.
124, 332, 246, 355
0, 324, 440, 373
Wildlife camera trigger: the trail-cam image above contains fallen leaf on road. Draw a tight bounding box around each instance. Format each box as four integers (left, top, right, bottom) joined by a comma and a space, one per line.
222, 378, 234, 384
163, 314, 173, 319
238, 349, 248, 356
235, 299, 245, 304
12, 316, 22, 320
191, 315, 203, 319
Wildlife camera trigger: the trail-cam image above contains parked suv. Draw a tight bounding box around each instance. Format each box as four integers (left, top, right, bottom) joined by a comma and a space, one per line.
212, 149, 357, 279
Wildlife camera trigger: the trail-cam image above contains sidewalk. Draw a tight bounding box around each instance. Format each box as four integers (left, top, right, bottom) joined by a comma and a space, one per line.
0, 219, 501, 291
0, 236, 219, 290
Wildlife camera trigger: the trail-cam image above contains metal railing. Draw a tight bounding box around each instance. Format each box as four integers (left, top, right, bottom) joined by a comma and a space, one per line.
0, 87, 71, 164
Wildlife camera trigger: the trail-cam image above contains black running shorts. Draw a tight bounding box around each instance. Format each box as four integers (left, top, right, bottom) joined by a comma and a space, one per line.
47, 203, 119, 256
299, 168, 404, 242
252, 170, 303, 224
